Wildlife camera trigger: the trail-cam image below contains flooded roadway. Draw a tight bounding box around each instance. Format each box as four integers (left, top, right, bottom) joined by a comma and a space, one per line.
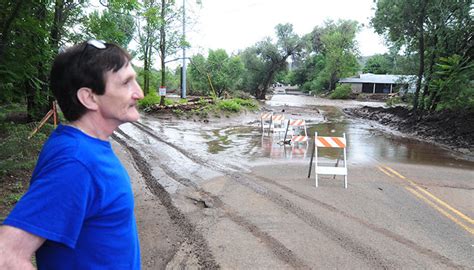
116, 93, 474, 269
132, 94, 473, 170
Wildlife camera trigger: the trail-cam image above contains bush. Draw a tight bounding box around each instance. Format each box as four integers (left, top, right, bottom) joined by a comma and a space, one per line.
233, 98, 258, 110
329, 84, 351, 99
138, 91, 161, 108
231, 90, 253, 99
386, 96, 403, 107
216, 100, 241, 112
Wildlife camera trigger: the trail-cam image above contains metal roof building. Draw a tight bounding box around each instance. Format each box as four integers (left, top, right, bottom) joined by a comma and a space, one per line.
339, 73, 416, 94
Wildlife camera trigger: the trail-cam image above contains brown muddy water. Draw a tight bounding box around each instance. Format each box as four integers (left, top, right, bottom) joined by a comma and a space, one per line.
133, 94, 473, 171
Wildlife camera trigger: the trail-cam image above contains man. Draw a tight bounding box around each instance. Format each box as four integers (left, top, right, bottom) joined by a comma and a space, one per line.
0, 40, 144, 269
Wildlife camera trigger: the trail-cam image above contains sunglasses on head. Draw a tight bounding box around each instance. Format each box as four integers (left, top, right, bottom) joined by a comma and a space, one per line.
78, 39, 107, 62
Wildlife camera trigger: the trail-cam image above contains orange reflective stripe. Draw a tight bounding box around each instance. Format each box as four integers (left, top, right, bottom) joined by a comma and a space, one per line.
292, 135, 308, 142
261, 113, 272, 119
272, 114, 284, 121
317, 137, 332, 147
290, 119, 305, 126
333, 137, 346, 148
316, 137, 346, 148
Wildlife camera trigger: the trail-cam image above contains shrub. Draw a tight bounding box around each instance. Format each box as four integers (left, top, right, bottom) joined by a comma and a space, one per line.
386, 96, 403, 107
138, 91, 161, 108
233, 98, 258, 110
329, 84, 351, 99
217, 100, 241, 112
231, 90, 253, 99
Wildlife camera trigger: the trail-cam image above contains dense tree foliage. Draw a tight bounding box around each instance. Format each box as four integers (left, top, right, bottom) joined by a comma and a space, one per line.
363, 54, 391, 74
372, 0, 473, 111
289, 20, 360, 93
240, 23, 303, 99
188, 49, 244, 97
84, 9, 135, 48
0, 0, 188, 120
1, 0, 471, 121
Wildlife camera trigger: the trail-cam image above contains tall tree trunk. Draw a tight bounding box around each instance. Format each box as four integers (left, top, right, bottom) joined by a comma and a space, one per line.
143, 35, 150, 95
159, 0, 166, 106
49, 0, 64, 53
27, 2, 50, 122
257, 55, 290, 100
412, 0, 427, 113
422, 47, 436, 111
0, 1, 25, 64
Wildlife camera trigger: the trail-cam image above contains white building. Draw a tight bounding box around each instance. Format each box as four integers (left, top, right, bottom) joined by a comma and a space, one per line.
339, 73, 417, 94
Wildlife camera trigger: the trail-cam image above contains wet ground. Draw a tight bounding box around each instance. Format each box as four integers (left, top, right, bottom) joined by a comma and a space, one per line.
115, 94, 474, 269
133, 94, 473, 172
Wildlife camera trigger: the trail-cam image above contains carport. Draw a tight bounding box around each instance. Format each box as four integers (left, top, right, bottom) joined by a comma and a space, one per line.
339, 73, 416, 94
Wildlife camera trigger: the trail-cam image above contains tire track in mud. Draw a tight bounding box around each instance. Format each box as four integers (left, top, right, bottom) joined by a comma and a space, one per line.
247, 174, 464, 269
132, 122, 243, 172
124, 123, 394, 268
123, 123, 461, 268
113, 129, 310, 269
112, 133, 219, 269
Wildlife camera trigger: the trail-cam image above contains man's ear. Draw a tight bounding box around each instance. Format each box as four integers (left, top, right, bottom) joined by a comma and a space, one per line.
76, 87, 99, 111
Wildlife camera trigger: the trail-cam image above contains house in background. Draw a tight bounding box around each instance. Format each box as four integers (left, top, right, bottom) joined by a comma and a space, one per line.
339, 73, 416, 95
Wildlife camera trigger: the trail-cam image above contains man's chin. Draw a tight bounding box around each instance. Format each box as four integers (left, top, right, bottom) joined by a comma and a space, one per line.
128, 111, 141, 122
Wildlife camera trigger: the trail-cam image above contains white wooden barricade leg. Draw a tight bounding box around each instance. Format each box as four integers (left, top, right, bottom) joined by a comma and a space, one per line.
314, 132, 348, 188
260, 112, 273, 134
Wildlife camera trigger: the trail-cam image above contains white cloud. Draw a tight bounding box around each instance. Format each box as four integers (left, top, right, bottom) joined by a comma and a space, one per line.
186, 0, 388, 56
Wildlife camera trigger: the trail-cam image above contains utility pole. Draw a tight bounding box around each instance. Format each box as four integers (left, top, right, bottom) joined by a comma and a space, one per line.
181, 0, 187, 99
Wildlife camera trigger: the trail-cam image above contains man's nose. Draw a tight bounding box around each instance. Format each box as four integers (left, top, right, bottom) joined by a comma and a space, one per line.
133, 81, 144, 99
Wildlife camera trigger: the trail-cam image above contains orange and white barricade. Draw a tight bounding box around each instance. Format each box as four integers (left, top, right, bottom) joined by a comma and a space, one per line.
286, 119, 308, 142
287, 119, 307, 137
313, 132, 348, 188
270, 114, 286, 135
260, 112, 273, 134
290, 138, 309, 158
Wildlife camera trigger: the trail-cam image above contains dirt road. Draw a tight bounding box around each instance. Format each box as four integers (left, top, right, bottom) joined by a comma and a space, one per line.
114, 97, 474, 269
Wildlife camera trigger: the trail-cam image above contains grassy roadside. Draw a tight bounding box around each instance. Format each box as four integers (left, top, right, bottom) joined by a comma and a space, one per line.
139, 93, 259, 119
0, 104, 55, 221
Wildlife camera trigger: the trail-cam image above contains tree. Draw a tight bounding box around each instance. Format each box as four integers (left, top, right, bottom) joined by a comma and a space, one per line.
371, 0, 473, 112
156, 0, 183, 105
84, 9, 135, 48
188, 54, 208, 95
207, 49, 244, 97
241, 23, 303, 99
291, 20, 359, 93
429, 55, 473, 111
363, 54, 391, 74
0, 0, 85, 120
318, 20, 360, 91
135, 0, 161, 95
187, 49, 244, 97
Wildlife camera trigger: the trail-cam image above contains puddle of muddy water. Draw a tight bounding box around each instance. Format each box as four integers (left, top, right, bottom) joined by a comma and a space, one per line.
132, 96, 473, 170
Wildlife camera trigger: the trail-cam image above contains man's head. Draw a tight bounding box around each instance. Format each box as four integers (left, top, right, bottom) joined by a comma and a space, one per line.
50, 40, 140, 122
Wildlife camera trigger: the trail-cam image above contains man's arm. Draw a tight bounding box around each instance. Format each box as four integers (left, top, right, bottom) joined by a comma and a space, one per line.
0, 225, 45, 270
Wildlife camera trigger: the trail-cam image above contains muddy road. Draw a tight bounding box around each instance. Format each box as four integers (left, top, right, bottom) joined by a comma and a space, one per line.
114, 95, 474, 269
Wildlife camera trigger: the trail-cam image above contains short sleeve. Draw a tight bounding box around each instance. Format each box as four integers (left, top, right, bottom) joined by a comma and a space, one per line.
3, 160, 94, 248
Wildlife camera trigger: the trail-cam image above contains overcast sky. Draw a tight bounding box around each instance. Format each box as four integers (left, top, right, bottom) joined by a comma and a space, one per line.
185, 0, 388, 57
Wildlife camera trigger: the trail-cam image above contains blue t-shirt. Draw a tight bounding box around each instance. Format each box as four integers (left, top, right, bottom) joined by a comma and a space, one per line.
3, 124, 140, 269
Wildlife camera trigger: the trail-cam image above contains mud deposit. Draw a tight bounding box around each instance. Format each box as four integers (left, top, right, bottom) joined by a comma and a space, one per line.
344, 106, 474, 155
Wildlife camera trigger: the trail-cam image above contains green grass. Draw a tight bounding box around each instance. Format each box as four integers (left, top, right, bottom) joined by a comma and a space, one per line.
0, 122, 53, 177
